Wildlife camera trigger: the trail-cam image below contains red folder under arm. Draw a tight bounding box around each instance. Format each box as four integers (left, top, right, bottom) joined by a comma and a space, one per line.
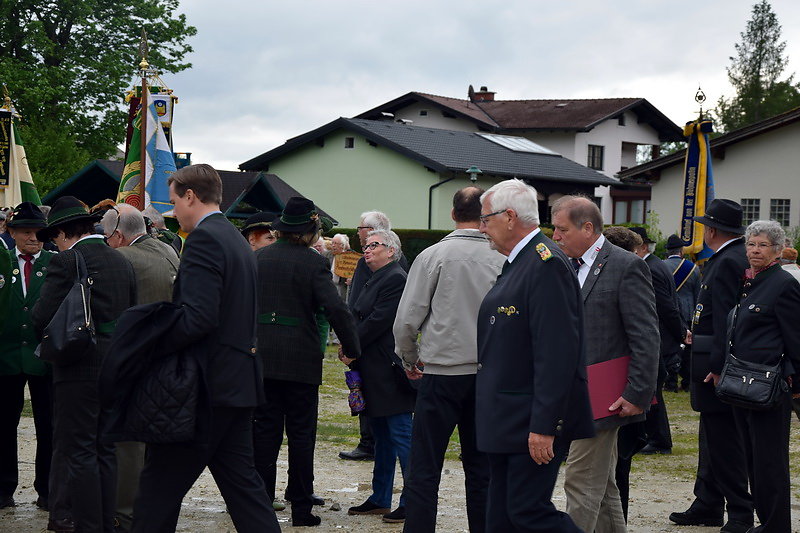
586, 356, 656, 420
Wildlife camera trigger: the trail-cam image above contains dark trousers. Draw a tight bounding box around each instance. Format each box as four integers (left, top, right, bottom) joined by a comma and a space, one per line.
133, 406, 279, 533
486, 445, 581, 533
615, 422, 647, 522
403, 374, 488, 533
53, 380, 116, 533
253, 379, 318, 516
357, 412, 375, 452
733, 395, 792, 532
679, 344, 692, 390
644, 357, 673, 449
688, 410, 753, 523
0, 373, 52, 500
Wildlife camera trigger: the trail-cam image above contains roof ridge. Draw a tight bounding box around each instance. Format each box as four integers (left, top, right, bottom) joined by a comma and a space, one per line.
481, 97, 643, 103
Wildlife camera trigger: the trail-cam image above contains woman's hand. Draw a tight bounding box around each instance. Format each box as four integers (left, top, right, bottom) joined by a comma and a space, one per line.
704, 372, 720, 387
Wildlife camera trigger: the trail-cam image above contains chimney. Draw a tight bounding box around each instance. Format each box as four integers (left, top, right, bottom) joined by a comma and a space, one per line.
470, 85, 496, 102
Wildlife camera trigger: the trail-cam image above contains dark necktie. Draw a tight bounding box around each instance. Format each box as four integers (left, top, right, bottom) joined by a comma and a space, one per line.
20, 254, 33, 290
571, 257, 584, 274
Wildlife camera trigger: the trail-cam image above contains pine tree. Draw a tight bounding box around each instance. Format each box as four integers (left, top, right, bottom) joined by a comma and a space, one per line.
713, 0, 800, 132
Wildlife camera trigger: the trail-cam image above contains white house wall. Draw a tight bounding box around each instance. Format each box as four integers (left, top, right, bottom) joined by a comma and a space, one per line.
390, 102, 484, 132
649, 121, 800, 237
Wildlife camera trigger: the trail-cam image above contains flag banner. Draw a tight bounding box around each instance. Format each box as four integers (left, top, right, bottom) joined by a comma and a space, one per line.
118, 101, 176, 213
124, 88, 175, 158
680, 119, 715, 260
0, 114, 41, 207
0, 111, 11, 186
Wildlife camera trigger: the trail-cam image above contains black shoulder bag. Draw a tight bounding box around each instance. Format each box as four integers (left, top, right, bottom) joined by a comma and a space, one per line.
715, 299, 787, 410
36, 249, 96, 366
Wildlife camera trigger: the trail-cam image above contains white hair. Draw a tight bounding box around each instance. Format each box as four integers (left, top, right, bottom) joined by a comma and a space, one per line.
142, 206, 166, 229
360, 211, 391, 231
367, 229, 402, 262
480, 179, 540, 226
332, 233, 350, 250
102, 204, 146, 239
745, 220, 785, 252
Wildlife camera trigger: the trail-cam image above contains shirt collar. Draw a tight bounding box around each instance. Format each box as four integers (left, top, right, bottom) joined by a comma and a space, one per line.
197, 210, 223, 227
16, 248, 41, 261
69, 234, 104, 249
715, 236, 740, 254
580, 234, 605, 269
507, 227, 541, 263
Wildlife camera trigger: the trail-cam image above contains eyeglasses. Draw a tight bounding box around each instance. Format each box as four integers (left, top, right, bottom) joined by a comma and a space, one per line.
364, 241, 389, 251
104, 205, 121, 240
745, 241, 775, 249
479, 209, 506, 223
357, 226, 373, 231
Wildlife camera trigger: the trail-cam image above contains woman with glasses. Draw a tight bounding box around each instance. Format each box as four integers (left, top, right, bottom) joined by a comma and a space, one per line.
342, 229, 414, 524
712, 220, 800, 532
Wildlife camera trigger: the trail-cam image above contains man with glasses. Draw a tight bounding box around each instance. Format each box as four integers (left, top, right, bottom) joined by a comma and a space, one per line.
100, 203, 179, 532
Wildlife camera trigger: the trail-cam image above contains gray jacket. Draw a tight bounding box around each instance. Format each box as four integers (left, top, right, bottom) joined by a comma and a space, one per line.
581, 239, 659, 431
393, 229, 504, 375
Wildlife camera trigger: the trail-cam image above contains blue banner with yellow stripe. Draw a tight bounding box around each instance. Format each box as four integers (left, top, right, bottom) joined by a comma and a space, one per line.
680, 119, 715, 261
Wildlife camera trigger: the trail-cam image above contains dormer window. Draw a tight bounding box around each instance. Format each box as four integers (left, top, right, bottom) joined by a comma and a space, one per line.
618, 114, 626, 126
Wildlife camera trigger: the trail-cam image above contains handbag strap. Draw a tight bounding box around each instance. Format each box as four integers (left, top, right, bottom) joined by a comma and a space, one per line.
72, 248, 89, 283
727, 281, 784, 366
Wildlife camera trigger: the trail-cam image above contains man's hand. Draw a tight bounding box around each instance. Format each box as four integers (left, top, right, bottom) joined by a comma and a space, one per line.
338, 346, 355, 366
405, 365, 424, 380
609, 396, 644, 417
528, 433, 555, 465
704, 372, 720, 387
684, 329, 692, 344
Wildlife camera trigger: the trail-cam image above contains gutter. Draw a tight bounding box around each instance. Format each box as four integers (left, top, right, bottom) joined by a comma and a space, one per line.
428, 174, 457, 229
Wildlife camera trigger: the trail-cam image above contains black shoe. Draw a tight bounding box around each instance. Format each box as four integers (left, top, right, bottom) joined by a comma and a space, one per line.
639, 443, 672, 455
669, 509, 723, 526
292, 513, 321, 527
36, 496, 49, 511
47, 518, 76, 532
338, 447, 374, 461
348, 500, 390, 515
311, 494, 325, 506
0, 495, 14, 509
721, 520, 753, 533
382, 506, 405, 523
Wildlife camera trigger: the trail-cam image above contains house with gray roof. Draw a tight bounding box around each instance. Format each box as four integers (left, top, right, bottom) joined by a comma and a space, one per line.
240, 117, 617, 229
354, 86, 685, 224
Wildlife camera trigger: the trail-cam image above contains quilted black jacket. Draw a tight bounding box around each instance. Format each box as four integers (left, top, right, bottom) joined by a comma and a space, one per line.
99, 301, 201, 444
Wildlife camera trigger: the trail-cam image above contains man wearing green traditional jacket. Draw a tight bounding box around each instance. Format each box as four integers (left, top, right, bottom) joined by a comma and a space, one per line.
0, 202, 54, 510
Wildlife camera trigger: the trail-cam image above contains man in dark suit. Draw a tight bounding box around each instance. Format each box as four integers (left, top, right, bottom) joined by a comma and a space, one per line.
663, 234, 701, 391
551, 196, 659, 533
669, 199, 753, 533
101, 203, 179, 532
629, 226, 684, 455
0, 203, 54, 511
33, 196, 137, 533
253, 197, 360, 527
131, 164, 279, 532
476, 179, 594, 532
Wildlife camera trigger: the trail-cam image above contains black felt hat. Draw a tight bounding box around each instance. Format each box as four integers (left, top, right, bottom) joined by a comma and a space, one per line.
693, 199, 744, 235
7, 202, 47, 229
271, 197, 334, 234
36, 196, 102, 242
665, 234, 685, 250
629, 226, 654, 244
241, 211, 276, 237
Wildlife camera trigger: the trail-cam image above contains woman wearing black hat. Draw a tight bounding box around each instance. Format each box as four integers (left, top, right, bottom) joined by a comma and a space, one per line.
32, 196, 137, 533
241, 211, 277, 251
252, 197, 361, 527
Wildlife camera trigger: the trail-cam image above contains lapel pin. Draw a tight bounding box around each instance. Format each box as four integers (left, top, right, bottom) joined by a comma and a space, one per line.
36, 271, 43, 277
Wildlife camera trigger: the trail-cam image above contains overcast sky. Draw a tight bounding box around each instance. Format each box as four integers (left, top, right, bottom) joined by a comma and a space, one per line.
164, 0, 800, 171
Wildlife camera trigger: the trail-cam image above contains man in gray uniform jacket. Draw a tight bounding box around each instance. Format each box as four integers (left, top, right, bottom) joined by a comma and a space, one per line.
394, 187, 504, 532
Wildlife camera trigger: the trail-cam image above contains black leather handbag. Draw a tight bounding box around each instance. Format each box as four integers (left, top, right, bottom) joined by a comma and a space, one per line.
715, 302, 787, 410
36, 249, 96, 365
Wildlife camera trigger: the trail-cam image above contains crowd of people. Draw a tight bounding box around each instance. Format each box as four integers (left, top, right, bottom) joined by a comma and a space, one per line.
0, 166, 799, 533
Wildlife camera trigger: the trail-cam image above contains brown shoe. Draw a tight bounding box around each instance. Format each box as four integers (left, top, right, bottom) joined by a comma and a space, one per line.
47, 518, 76, 532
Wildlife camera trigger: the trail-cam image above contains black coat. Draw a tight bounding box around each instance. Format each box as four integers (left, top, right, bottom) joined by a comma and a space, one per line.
32, 237, 137, 383
476, 233, 594, 454
159, 214, 262, 408
644, 254, 684, 356
350, 260, 415, 418
728, 264, 800, 390
99, 302, 200, 444
690, 238, 749, 413
256, 241, 360, 385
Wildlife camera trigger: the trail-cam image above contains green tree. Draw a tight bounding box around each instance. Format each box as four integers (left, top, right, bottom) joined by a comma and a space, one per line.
713, 0, 800, 133
0, 0, 196, 196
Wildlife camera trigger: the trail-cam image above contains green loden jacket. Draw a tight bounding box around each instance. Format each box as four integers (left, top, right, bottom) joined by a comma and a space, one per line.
0, 249, 55, 376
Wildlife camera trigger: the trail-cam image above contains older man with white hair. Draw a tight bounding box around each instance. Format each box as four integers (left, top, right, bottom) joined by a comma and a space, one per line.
100, 204, 179, 531
476, 179, 593, 532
